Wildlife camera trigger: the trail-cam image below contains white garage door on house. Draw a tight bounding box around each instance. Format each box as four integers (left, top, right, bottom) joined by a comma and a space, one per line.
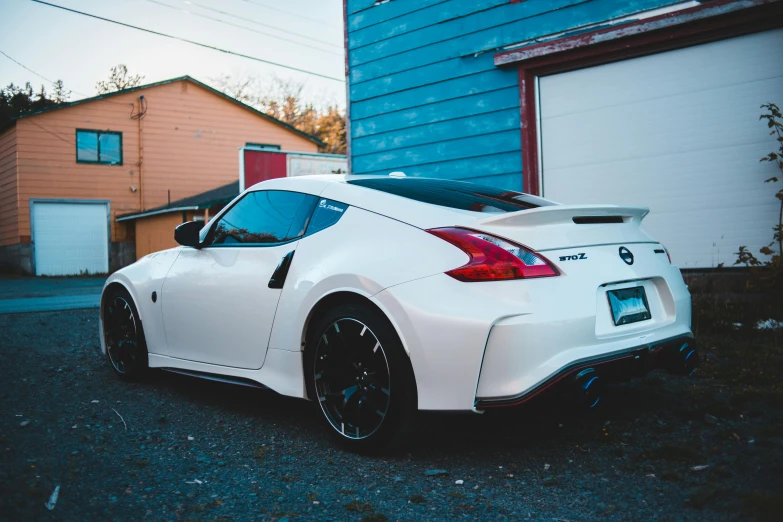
539, 28, 783, 269
32, 201, 109, 276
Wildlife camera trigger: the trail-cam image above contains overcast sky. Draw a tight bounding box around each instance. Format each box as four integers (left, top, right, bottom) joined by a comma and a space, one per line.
0, 0, 346, 108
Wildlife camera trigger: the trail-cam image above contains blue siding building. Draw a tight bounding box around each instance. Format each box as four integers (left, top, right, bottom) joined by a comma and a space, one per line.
344, 0, 691, 190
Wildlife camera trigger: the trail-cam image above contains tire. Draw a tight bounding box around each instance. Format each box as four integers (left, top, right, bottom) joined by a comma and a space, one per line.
304, 301, 417, 453
102, 287, 149, 381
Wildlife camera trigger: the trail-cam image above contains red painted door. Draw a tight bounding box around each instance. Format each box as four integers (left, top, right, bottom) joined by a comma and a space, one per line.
244, 150, 287, 188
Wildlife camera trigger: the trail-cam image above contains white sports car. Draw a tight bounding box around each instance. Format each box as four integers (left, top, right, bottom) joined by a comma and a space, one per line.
100, 174, 698, 451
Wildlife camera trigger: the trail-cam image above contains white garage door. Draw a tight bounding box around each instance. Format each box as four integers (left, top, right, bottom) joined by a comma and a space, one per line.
32, 201, 109, 276
539, 29, 783, 268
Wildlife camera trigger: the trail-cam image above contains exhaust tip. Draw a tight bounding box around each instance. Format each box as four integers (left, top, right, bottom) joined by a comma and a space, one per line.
666, 342, 700, 376
574, 368, 602, 409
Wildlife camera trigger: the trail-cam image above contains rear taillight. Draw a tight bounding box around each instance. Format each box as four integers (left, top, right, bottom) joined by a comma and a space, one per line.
663, 245, 672, 264
427, 227, 559, 282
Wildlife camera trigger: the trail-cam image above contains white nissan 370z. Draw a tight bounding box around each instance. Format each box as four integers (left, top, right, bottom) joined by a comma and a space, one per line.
100, 174, 698, 452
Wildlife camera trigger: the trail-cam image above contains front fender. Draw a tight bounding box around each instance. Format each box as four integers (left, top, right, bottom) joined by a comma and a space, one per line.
100, 248, 182, 355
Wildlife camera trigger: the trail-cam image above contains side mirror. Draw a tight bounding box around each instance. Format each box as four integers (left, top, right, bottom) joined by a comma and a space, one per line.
174, 221, 202, 248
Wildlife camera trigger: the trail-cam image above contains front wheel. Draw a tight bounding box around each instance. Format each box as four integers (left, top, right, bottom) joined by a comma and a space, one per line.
305, 302, 417, 453
102, 288, 149, 380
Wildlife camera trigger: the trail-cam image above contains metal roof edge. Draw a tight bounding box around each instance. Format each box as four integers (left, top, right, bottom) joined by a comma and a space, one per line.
116, 205, 200, 222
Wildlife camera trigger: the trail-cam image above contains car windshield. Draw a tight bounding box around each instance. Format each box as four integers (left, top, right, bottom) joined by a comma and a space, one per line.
347, 177, 555, 213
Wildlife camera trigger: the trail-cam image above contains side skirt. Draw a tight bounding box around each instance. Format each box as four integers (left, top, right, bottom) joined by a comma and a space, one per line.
160, 368, 268, 389
148, 350, 307, 399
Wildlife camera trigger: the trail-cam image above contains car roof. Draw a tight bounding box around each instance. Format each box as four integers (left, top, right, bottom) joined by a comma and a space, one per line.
246, 175, 554, 230
246, 175, 475, 229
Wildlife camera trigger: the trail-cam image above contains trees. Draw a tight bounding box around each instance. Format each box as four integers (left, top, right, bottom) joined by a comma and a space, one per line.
314, 105, 346, 155
52, 80, 70, 104
210, 74, 346, 154
0, 82, 61, 128
95, 64, 144, 94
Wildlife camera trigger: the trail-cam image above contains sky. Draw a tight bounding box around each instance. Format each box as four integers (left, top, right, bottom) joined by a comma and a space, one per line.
0, 0, 346, 108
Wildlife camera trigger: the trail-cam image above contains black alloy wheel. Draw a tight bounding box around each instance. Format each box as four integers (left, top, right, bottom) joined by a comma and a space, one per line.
314, 318, 391, 440
306, 301, 416, 453
103, 290, 148, 379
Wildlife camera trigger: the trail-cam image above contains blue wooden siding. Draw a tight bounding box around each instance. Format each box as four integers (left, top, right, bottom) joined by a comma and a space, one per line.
346, 0, 682, 190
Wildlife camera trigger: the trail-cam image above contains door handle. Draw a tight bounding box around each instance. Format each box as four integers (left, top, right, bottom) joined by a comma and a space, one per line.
268, 251, 295, 289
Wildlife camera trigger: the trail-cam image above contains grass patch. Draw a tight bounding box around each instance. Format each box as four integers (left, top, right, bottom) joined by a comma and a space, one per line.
687, 485, 726, 509
740, 490, 783, 522
193, 502, 213, 513
361, 514, 388, 522
650, 422, 676, 434
253, 446, 269, 463
659, 465, 685, 482
640, 442, 703, 463
344, 500, 374, 513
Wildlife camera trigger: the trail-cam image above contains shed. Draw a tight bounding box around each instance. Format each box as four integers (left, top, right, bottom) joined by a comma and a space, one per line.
117, 181, 239, 259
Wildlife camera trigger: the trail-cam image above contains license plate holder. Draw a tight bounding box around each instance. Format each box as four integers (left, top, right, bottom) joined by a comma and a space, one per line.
607, 286, 651, 326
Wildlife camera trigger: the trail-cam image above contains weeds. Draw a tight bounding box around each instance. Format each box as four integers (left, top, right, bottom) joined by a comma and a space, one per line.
344, 499, 374, 513
253, 446, 269, 464
409, 493, 426, 504
741, 490, 783, 521
361, 514, 389, 522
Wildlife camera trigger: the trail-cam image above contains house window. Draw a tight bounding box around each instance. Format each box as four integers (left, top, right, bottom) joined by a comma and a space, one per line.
76, 130, 123, 165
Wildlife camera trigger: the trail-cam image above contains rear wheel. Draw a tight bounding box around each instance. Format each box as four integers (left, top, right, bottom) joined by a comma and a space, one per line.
305, 301, 416, 453
103, 288, 148, 380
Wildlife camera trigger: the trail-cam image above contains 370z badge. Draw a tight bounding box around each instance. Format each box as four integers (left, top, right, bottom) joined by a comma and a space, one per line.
559, 253, 587, 261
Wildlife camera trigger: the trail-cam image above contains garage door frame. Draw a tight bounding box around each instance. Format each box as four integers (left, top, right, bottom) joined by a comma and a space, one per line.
29, 198, 111, 276
493, 0, 783, 195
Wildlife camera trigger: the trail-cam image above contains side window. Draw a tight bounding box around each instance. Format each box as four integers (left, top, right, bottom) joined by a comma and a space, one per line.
305, 199, 349, 236
207, 190, 317, 246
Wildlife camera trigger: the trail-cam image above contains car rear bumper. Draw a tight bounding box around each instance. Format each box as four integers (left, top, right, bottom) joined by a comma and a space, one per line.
372, 256, 694, 411
475, 334, 697, 408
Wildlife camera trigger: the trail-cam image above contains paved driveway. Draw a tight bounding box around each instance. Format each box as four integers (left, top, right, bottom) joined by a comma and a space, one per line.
0, 275, 106, 314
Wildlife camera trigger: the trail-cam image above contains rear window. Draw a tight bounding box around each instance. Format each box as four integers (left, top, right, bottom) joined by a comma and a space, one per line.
347, 177, 554, 213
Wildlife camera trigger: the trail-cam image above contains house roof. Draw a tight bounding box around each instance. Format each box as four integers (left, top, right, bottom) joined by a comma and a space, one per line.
116, 180, 240, 222
4, 76, 324, 146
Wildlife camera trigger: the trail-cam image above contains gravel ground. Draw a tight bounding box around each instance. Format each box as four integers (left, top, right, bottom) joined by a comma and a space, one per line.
1, 306, 781, 521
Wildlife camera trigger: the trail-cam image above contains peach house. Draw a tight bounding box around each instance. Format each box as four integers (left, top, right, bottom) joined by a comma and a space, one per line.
0, 76, 321, 275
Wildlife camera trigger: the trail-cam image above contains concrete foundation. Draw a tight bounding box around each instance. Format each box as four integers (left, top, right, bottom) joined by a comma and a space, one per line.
0, 243, 33, 275
110, 241, 136, 273
0, 241, 135, 275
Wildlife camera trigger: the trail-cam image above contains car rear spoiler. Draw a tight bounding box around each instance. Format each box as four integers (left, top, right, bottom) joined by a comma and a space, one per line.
475, 205, 650, 228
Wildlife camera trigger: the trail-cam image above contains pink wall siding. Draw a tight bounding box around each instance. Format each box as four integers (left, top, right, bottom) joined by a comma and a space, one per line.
0, 126, 19, 246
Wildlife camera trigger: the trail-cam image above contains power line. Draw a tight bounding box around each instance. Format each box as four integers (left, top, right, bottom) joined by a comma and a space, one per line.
0, 50, 57, 85
30, 1, 345, 83
28, 118, 75, 145
182, 0, 342, 49
0, 52, 80, 141
0, 49, 132, 106
144, 0, 342, 56
238, 0, 342, 29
